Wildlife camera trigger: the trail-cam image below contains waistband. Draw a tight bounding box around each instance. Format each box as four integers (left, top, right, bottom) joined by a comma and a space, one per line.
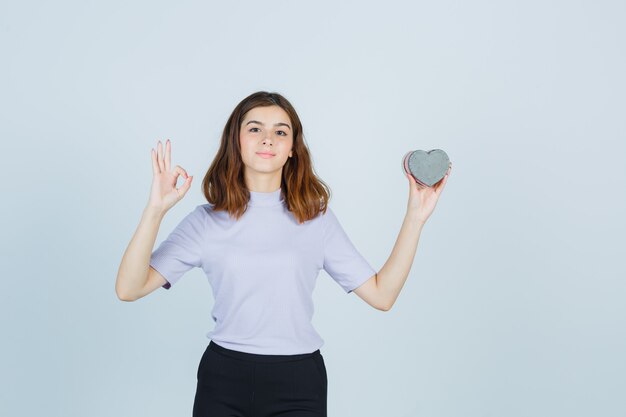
209, 340, 321, 363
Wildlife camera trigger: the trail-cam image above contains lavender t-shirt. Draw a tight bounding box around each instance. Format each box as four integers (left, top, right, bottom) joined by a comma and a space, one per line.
149, 187, 376, 355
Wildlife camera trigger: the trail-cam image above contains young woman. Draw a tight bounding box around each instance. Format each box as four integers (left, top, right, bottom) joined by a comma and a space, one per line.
115, 91, 451, 417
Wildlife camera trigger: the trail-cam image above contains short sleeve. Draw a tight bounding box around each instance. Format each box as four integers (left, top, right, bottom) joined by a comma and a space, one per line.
149, 205, 206, 290
322, 207, 377, 294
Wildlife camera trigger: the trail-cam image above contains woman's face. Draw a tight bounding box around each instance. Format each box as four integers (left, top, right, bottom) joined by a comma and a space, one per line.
239, 105, 294, 178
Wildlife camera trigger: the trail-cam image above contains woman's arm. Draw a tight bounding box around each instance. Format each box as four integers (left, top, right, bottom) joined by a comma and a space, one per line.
115, 139, 193, 301
375, 166, 452, 310
375, 215, 426, 311
115, 206, 166, 301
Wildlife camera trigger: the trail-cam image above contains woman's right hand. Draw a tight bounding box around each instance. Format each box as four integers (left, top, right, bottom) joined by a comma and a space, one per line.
147, 139, 193, 214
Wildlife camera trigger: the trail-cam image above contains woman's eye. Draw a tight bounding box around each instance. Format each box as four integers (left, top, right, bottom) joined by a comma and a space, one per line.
248, 127, 287, 136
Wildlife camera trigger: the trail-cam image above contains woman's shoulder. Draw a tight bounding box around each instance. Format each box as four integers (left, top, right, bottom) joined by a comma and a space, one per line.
197, 203, 215, 212
310, 203, 335, 228
197, 203, 225, 219
182, 203, 217, 223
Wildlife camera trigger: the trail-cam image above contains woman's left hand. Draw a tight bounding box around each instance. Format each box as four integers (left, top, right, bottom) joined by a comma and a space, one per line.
406, 163, 452, 223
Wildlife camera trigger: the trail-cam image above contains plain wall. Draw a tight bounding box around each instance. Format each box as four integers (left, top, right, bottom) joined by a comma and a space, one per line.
1, 0, 624, 416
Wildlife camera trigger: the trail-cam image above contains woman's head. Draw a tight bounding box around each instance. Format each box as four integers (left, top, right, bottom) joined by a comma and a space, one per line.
202, 91, 331, 224
238, 104, 294, 187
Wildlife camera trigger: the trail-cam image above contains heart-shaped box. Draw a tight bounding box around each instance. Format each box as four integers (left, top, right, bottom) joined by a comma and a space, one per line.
402, 149, 451, 187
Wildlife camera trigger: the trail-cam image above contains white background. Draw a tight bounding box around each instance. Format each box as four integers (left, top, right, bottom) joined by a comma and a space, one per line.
1, 1, 625, 416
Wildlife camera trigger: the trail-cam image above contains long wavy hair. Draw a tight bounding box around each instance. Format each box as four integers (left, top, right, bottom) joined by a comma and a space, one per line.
201, 91, 331, 224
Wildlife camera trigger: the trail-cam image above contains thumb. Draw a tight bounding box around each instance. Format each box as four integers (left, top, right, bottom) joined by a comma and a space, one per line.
406, 171, 416, 186
177, 175, 193, 198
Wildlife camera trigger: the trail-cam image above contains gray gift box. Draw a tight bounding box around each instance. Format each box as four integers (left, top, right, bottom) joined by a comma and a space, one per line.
402, 149, 451, 187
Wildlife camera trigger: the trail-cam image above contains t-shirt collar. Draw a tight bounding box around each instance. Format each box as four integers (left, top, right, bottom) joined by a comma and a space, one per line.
248, 187, 285, 207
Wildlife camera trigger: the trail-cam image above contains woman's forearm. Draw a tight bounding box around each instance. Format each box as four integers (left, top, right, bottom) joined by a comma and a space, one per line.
115, 205, 166, 301
377, 210, 425, 310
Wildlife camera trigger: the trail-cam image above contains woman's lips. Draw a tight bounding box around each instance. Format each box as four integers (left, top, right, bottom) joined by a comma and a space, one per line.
256, 152, 275, 159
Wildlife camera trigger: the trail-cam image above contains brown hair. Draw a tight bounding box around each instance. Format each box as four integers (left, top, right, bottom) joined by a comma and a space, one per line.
201, 91, 331, 224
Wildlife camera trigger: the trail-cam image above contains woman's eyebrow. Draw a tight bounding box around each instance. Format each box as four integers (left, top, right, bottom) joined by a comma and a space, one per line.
245, 120, 291, 130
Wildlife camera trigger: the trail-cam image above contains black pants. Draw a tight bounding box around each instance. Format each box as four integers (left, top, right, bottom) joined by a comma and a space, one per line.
193, 340, 328, 417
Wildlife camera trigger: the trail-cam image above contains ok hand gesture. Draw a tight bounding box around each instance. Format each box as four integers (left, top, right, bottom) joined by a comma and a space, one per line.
147, 139, 193, 214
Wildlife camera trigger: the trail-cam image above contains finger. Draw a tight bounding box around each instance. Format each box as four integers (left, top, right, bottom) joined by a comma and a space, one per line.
151, 148, 160, 174
407, 172, 425, 189
164, 139, 171, 172
407, 174, 420, 191
435, 173, 449, 194
173, 165, 189, 182
176, 175, 193, 198
157, 140, 165, 172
